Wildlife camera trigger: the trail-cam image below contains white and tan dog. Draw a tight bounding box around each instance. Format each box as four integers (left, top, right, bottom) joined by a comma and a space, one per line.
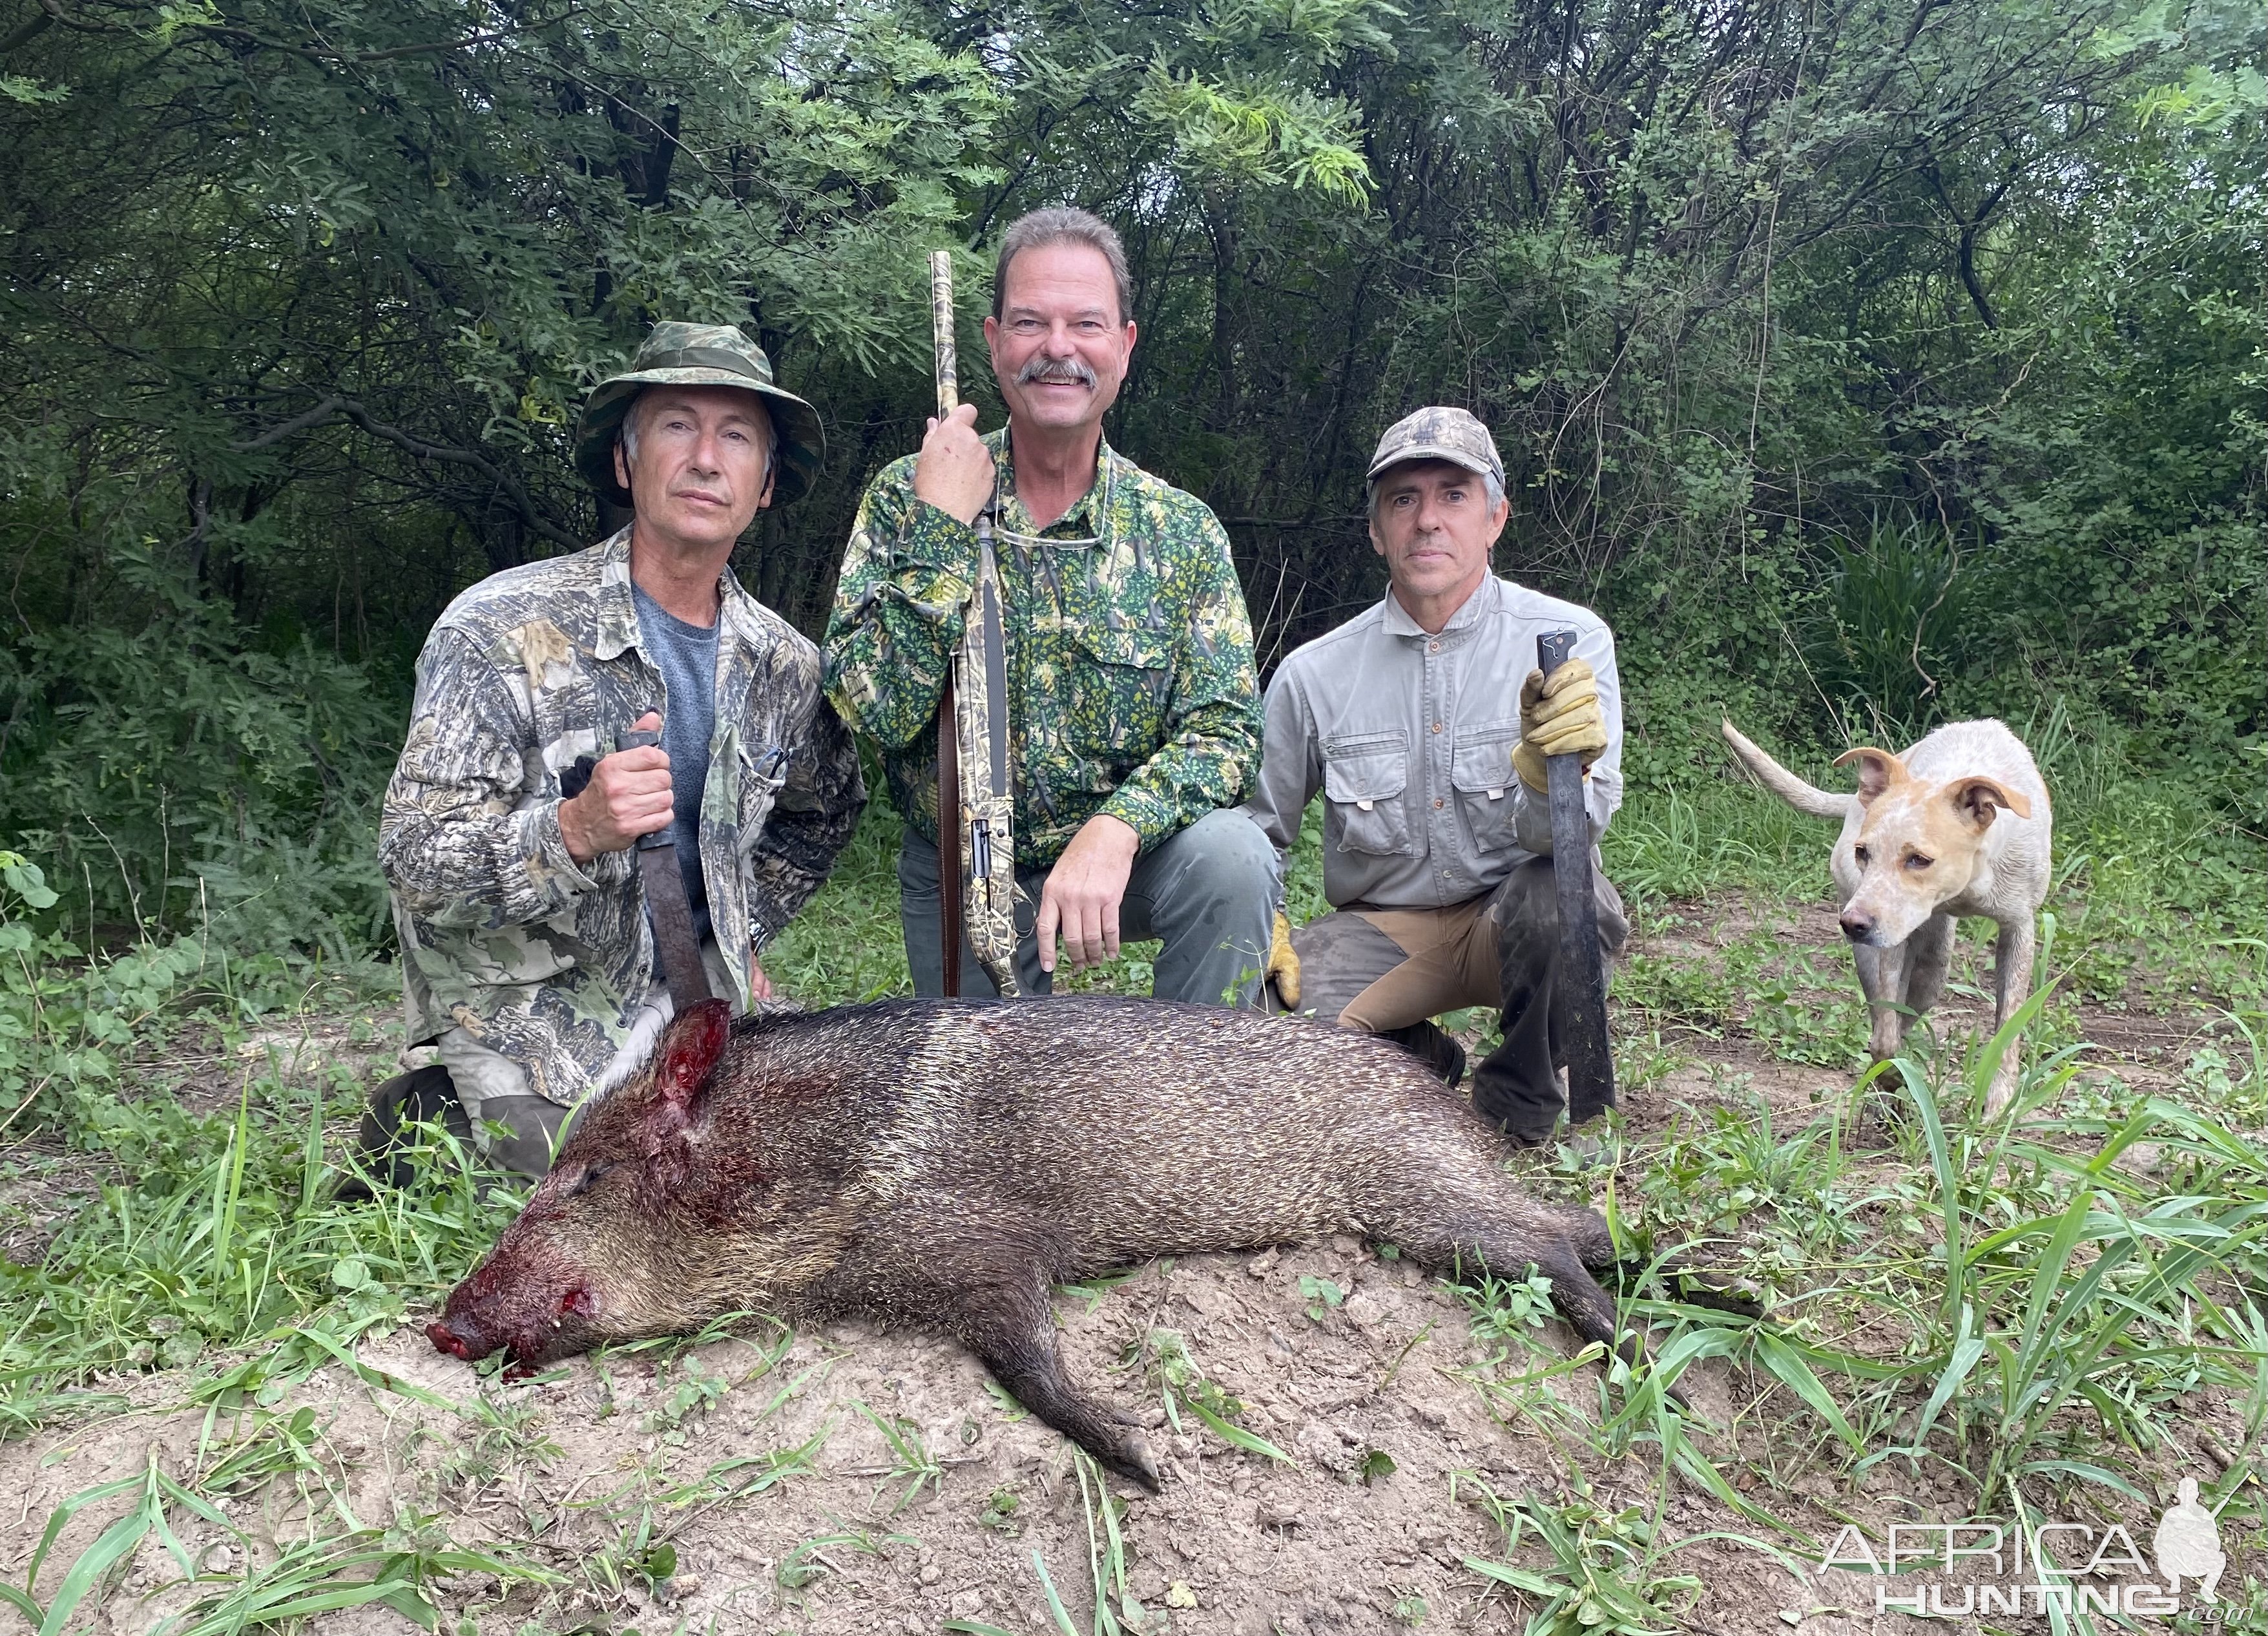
1721, 718, 2052, 1113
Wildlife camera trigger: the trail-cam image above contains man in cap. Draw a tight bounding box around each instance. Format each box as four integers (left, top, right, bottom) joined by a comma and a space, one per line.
366, 322, 864, 1180
1242, 406, 1628, 1146
826, 208, 1276, 1002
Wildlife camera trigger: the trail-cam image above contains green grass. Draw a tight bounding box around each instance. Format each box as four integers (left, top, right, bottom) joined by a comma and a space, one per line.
0, 737, 2260, 1633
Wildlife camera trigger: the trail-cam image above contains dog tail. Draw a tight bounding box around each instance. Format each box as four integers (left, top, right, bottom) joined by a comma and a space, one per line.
1721, 720, 1849, 819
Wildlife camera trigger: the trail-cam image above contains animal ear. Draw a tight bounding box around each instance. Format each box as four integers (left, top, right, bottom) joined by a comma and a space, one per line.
652, 998, 731, 1115
1831, 747, 1906, 803
1947, 777, 2030, 828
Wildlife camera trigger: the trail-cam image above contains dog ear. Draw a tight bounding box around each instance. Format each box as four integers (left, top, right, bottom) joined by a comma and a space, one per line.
1947, 777, 2031, 828
1831, 748, 1906, 803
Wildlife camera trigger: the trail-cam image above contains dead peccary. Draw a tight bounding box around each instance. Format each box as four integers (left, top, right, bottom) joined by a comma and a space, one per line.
430, 996, 1629, 1487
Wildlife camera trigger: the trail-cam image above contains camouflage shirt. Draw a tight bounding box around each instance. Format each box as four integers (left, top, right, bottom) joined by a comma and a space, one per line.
379, 527, 864, 1105
824, 432, 1261, 865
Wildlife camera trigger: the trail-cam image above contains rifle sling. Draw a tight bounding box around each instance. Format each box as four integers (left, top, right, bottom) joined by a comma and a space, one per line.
937, 673, 963, 996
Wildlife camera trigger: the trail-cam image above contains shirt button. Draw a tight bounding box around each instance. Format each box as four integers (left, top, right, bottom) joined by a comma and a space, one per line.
1433, 797, 1444, 809
1428, 641, 1440, 653
1431, 722, 1442, 734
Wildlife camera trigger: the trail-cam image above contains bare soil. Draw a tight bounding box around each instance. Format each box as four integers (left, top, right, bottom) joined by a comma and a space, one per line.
0, 893, 2255, 1635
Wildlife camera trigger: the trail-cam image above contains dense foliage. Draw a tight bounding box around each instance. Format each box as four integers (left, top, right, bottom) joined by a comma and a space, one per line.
2, 0, 2260, 949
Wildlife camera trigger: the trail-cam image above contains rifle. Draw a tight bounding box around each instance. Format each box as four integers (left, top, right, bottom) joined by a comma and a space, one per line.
928, 251, 1021, 997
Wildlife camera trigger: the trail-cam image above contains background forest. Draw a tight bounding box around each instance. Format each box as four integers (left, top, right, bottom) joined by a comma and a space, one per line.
2, 0, 2262, 956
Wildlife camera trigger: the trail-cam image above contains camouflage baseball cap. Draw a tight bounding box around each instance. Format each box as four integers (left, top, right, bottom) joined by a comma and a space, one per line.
1365, 406, 1504, 491
574, 322, 824, 508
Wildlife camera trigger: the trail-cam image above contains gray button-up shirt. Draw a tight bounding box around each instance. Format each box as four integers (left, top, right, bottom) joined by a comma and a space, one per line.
1243, 574, 1623, 910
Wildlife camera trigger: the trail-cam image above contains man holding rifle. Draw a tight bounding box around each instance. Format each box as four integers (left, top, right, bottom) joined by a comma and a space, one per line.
1243, 408, 1629, 1146
826, 208, 1276, 1002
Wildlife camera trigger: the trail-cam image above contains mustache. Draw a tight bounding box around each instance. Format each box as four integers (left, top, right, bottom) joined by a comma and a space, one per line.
1016, 355, 1098, 388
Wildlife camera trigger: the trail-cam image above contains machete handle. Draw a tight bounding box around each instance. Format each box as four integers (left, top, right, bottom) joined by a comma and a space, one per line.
619, 728, 674, 852
1537, 629, 1577, 676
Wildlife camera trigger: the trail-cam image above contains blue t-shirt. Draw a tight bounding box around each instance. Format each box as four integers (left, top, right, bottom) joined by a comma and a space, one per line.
632, 584, 718, 949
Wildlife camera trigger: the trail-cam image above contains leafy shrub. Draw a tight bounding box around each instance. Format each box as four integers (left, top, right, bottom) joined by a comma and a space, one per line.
0, 551, 399, 960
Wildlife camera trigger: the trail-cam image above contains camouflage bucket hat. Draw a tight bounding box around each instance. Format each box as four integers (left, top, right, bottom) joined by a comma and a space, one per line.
574, 322, 825, 508
1366, 405, 1505, 492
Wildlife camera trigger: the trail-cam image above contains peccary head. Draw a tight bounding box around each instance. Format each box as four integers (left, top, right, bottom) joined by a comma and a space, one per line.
429, 998, 753, 1373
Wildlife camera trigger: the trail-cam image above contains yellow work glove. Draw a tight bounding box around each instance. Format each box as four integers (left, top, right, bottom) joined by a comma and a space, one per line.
1509, 656, 1607, 795
1266, 910, 1302, 1010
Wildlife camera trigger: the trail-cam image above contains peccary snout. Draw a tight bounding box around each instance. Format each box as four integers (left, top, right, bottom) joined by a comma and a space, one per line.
428, 1270, 600, 1375
425, 1316, 480, 1360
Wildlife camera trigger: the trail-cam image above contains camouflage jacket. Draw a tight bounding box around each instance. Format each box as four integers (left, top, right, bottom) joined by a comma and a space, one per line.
824, 432, 1261, 865
379, 527, 863, 1105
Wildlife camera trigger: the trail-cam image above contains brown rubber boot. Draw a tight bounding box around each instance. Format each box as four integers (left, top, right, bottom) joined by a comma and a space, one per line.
1376, 1020, 1468, 1090
335, 1064, 472, 1199
473, 1095, 574, 1180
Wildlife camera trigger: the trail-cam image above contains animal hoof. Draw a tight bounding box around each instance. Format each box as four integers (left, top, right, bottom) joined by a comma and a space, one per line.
1117, 1432, 1163, 1493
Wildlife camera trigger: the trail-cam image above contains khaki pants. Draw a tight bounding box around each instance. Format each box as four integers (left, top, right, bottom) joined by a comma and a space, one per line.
1284, 854, 1628, 1141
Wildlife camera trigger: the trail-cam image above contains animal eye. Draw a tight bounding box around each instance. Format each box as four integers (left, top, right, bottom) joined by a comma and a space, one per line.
567, 1162, 613, 1198
1853, 845, 1870, 865
1905, 854, 1932, 870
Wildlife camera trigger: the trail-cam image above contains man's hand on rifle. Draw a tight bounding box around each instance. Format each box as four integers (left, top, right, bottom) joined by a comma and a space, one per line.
1035, 813, 1141, 974
913, 401, 995, 527
559, 710, 672, 863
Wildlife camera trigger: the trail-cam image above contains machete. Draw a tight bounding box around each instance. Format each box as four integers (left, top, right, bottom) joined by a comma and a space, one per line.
619, 727, 714, 1012
1536, 631, 1614, 1122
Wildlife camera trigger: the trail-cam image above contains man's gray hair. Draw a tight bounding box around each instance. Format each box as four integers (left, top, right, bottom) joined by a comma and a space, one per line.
619, 387, 780, 477
994, 207, 1133, 325
1367, 464, 1506, 521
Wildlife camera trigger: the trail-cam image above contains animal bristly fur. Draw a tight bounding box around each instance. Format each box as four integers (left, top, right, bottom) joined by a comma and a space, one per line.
431, 996, 1628, 1489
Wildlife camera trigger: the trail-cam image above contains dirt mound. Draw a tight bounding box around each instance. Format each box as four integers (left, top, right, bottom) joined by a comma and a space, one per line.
4, 1242, 1734, 1633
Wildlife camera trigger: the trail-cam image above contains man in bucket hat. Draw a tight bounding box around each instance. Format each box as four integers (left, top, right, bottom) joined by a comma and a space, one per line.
362, 322, 864, 1182
1242, 406, 1629, 1147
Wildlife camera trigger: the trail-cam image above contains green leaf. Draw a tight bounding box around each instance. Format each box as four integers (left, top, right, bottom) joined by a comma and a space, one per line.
1181, 1394, 1293, 1464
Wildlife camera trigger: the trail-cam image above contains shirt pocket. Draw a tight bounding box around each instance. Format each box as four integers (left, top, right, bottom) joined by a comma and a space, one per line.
733, 739, 791, 861
1063, 625, 1174, 779
528, 676, 607, 811
1451, 718, 1523, 854
1322, 731, 1412, 856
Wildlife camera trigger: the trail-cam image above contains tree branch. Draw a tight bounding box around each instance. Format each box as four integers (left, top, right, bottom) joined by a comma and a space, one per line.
231, 398, 585, 552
